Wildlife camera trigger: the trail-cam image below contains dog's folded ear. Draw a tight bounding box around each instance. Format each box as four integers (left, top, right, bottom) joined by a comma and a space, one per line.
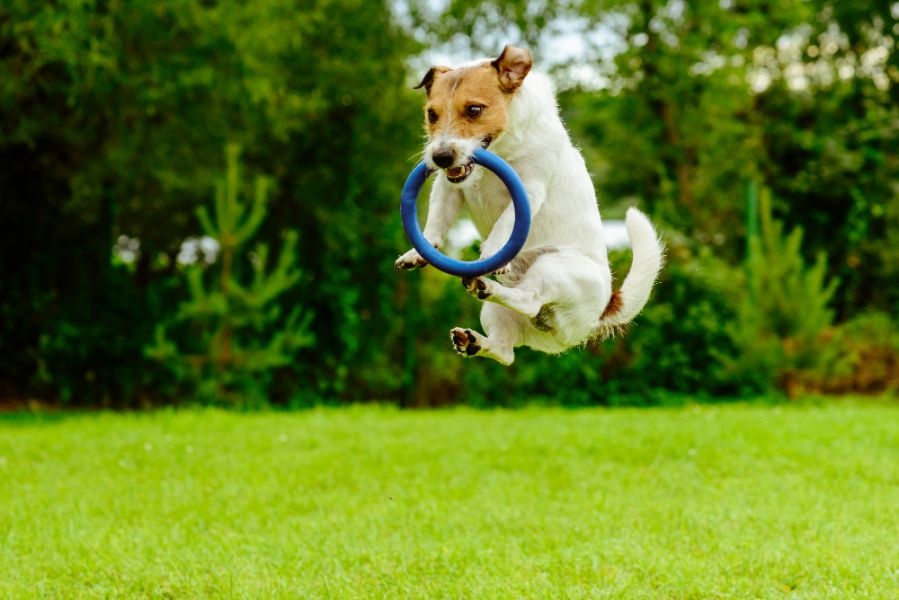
414, 66, 451, 95
491, 45, 532, 92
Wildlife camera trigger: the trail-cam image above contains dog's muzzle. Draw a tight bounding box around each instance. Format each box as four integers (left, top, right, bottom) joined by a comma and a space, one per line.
443, 135, 494, 184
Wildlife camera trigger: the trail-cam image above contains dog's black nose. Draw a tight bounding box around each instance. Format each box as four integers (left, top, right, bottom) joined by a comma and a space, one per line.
432, 149, 455, 168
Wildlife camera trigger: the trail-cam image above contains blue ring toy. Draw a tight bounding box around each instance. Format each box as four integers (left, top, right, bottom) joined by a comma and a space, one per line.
400, 148, 530, 278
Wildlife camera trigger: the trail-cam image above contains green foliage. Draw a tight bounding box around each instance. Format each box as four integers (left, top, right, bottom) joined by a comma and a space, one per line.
1, 0, 896, 406
756, 79, 899, 314
616, 246, 747, 398
819, 312, 899, 394
556, 2, 767, 247
146, 146, 313, 406
0, 0, 420, 404
725, 188, 839, 397
31, 264, 166, 407
553, 0, 898, 311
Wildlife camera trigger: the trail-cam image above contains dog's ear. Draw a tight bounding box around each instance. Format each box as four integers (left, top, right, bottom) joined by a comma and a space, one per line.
414, 66, 451, 96
491, 45, 532, 92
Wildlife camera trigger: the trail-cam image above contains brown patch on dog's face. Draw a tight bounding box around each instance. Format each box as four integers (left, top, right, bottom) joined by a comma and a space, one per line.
419, 46, 532, 142
423, 64, 510, 142
416, 46, 532, 182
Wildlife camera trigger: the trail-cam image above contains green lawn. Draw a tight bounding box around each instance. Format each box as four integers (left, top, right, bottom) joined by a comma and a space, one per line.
1, 403, 898, 598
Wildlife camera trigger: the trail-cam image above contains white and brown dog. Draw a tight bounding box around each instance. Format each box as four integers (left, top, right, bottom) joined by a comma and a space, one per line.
396, 45, 664, 365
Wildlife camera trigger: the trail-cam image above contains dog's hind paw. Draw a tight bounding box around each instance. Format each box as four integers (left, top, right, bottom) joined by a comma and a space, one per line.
461, 276, 493, 300
450, 327, 482, 357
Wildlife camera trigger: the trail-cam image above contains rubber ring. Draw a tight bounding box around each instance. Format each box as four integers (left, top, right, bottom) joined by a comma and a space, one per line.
400, 148, 531, 278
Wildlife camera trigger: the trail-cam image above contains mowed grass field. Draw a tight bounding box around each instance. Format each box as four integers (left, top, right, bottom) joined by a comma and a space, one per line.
2, 403, 898, 598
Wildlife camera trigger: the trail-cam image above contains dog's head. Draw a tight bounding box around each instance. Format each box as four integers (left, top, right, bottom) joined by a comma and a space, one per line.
415, 45, 532, 184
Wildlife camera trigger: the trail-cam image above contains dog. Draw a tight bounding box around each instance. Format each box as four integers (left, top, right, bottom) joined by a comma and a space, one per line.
396, 45, 664, 365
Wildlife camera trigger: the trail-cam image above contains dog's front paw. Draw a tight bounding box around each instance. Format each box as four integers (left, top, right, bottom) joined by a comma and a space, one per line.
461, 276, 493, 300
479, 247, 511, 276
395, 248, 428, 270
450, 327, 482, 357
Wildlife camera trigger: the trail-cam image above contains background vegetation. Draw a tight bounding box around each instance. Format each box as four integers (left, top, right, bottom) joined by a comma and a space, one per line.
1, 0, 896, 408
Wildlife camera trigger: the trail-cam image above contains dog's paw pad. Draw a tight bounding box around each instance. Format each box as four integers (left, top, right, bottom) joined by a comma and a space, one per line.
450, 327, 481, 357
462, 277, 491, 300
395, 249, 428, 271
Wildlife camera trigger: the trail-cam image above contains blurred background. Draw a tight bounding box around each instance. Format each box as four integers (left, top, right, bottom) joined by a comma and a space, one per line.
1, 0, 896, 409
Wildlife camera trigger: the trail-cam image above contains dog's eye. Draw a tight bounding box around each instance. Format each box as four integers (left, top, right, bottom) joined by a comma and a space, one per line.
427, 108, 438, 124
466, 105, 484, 118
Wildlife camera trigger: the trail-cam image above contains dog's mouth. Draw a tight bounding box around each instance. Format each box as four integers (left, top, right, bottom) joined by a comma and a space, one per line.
445, 161, 474, 183
443, 135, 493, 184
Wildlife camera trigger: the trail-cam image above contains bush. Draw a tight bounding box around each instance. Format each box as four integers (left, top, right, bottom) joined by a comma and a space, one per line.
33, 264, 165, 407
618, 243, 748, 398
724, 189, 839, 398
815, 312, 899, 395
146, 147, 314, 407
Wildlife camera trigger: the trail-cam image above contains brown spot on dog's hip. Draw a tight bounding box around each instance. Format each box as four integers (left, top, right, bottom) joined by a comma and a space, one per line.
601, 289, 623, 320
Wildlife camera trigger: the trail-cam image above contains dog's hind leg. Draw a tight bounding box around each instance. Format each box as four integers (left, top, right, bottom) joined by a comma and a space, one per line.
450, 327, 513, 365
450, 304, 522, 365
465, 249, 611, 347
461, 275, 542, 317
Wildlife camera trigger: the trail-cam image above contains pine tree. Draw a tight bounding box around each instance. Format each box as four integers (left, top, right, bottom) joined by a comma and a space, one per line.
726, 187, 839, 398
147, 145, 313, 406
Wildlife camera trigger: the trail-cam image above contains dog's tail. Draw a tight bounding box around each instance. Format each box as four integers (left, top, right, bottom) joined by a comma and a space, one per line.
596, 208, 664, 338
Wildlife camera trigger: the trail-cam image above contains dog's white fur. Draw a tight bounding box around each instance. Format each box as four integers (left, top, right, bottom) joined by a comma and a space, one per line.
397, 61, 664, 365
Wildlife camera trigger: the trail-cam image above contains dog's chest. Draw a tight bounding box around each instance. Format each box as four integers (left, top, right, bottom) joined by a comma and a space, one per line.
461, 175, 510, 237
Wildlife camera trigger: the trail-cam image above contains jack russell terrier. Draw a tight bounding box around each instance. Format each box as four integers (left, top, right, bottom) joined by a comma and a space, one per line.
396, 45, 664, 365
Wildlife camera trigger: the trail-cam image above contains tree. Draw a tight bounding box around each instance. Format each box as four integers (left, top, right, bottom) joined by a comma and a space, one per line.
146, 145, 313, 406
725, 187, 839, 398
0, 0, 423, 403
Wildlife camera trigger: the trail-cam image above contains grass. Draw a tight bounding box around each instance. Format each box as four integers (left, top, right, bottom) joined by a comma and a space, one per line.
1, 402, 898, 598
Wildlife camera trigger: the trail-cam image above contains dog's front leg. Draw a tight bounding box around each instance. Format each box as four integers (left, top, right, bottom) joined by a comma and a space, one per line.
479, 180, 546, 274
395, 178, 463, 270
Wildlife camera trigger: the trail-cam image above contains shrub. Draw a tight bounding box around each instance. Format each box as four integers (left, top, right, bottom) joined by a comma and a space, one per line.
724, 189, 839, 398
146, 146, 314, 407
815, 312, 899, 395
619, 243, 748, 398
